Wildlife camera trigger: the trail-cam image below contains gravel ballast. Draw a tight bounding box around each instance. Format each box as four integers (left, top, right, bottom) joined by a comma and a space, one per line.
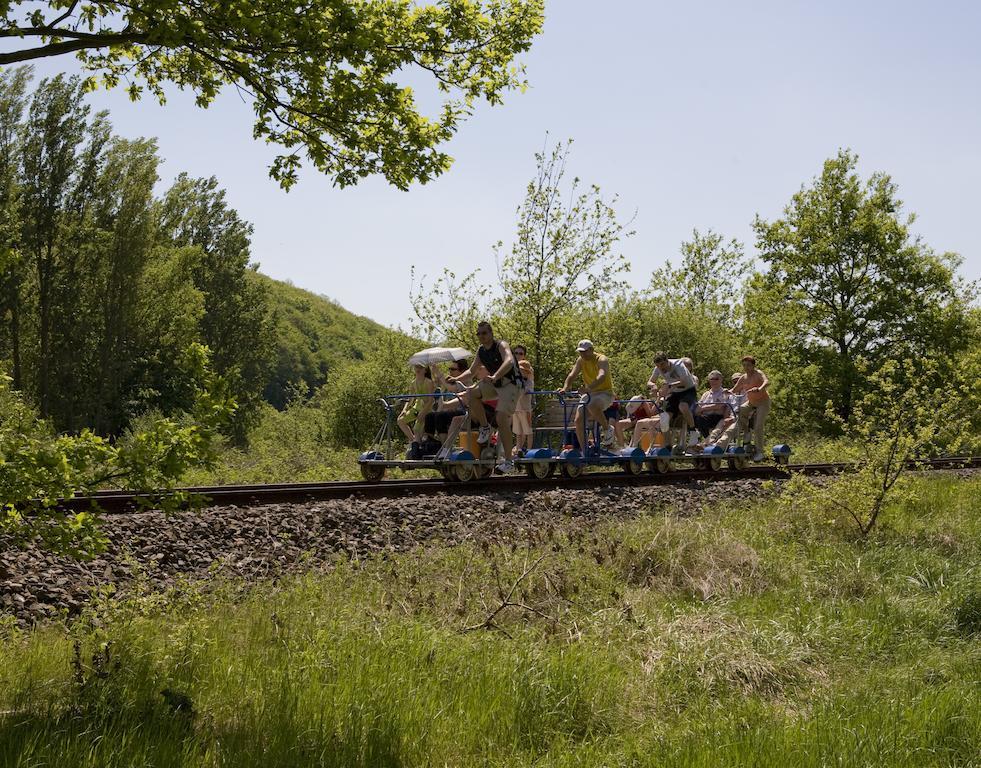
1, 478, 788, 626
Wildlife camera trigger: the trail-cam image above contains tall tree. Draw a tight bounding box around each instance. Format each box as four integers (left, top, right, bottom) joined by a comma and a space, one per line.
17, 73, 93, 419
650, 228, 746, 324
745, 149, 974, 428
88, 137, 161, 432
495, 139, 632, 383
0, 0, 544, 189
0, 67, 30, 389
411, 138, 632, 387
158, 174, 274, 438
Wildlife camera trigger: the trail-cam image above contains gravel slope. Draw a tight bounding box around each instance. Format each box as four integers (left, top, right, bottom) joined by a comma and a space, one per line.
3, 479, 778, 626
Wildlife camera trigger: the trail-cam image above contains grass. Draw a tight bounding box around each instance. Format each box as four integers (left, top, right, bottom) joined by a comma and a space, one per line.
2, 474, 979, 766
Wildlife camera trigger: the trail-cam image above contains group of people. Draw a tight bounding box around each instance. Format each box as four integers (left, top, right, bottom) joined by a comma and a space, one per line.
397, 321, 772, 474
396, 321, 534, 473
557, 342, 771, 462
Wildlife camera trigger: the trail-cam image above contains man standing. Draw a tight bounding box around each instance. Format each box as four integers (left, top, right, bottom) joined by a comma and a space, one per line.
449, 321, 522, 473
647, 352, 697, 453
729, 355, 771, 461
559, 339, 616, 453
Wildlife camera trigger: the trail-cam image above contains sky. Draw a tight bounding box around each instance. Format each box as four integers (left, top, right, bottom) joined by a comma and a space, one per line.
14, 0, 981, 329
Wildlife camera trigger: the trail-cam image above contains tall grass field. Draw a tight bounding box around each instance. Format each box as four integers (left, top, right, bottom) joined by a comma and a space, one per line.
2, 475, 979, 766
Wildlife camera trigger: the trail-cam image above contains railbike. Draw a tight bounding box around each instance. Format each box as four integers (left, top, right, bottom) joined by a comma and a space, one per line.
357, 390, 791, 482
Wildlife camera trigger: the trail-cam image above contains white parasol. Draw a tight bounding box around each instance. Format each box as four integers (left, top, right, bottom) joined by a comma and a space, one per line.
408, 347, 472, 367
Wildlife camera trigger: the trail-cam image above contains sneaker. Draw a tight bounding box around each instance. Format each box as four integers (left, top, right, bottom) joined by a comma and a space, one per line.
601, 426, 616, 447
495, 459, 515, 474
477, 425, 491, 445
752, 451, 765, 462
671, 444, 685, 456
405, 441, 420, 460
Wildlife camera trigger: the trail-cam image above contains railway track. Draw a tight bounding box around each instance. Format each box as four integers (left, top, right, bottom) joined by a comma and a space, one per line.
56, 456, 981, 514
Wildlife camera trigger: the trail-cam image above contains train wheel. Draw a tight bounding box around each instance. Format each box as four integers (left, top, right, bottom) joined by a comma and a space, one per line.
452, 463, 475, 482
775, 453, 790, 466
473, 446, 496, 479
526, 462, 554, 480
728, 455, 749, 471
360, 464, 385, 482
560, 462, 584, 479
708, 457, 723, 472
438, 465, 453, 480
647, 457, 672, 474
622, 459, 644, 475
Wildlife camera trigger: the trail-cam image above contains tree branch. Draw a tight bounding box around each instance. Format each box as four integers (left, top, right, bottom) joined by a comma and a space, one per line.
0, 33, 147, 65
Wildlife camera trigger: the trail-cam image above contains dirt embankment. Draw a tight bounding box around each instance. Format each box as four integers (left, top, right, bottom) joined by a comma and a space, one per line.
2, 479, 777, 626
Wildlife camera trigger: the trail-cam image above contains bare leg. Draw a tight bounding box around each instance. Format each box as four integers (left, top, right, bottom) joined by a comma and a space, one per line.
469, 389, 488, 427
575, 406, 586, 452
397, 413, 416, 442
679, 401, 695, 429
439, 414, 468, 458
617, 418, 632, 446
630, 419, 656, 448
497, 408, 515, 459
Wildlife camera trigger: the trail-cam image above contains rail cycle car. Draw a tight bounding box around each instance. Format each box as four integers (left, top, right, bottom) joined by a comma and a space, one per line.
515, 393, 791, 477
357, 391, 502, 482
514, 390, 647, 478
638, 399, 791, 472
358, 390, 792, 482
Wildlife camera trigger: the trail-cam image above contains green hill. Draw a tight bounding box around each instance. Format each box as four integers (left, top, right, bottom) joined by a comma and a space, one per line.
253, 272, 411, 408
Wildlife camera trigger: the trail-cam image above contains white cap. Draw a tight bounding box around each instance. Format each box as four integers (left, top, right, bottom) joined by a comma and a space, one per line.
576, 339, 594, 352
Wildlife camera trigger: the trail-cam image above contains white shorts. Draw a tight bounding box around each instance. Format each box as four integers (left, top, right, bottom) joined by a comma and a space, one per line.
580, 390, 614, 412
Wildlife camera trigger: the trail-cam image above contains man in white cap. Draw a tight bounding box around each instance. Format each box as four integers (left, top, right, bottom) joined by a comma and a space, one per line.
559, 339, 617, 452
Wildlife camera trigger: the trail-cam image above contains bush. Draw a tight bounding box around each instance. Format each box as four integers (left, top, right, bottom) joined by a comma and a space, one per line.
323, 332, 419, 448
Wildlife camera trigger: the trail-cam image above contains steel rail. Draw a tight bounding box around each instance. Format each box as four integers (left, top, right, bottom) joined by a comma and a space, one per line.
49, 456, 981, 514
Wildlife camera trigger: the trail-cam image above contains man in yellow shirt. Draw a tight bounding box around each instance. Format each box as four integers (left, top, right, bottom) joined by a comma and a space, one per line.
559, 339, 616, 452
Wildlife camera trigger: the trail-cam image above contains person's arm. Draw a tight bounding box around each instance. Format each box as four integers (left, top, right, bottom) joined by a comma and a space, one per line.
585, 356, 610, 393
417, 378, 436, 417
560, 359, 582, 392
449, 352, 479, 383
647, 367, 660, 390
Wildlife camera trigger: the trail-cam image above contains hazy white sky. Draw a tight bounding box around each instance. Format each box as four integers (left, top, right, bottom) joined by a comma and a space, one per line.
18, 0, 981, 328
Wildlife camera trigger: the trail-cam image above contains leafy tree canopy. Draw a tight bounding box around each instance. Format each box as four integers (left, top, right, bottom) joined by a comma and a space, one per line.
744, 149, 975, 429
0, 0, 544, 188
650, 228, 746, 325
